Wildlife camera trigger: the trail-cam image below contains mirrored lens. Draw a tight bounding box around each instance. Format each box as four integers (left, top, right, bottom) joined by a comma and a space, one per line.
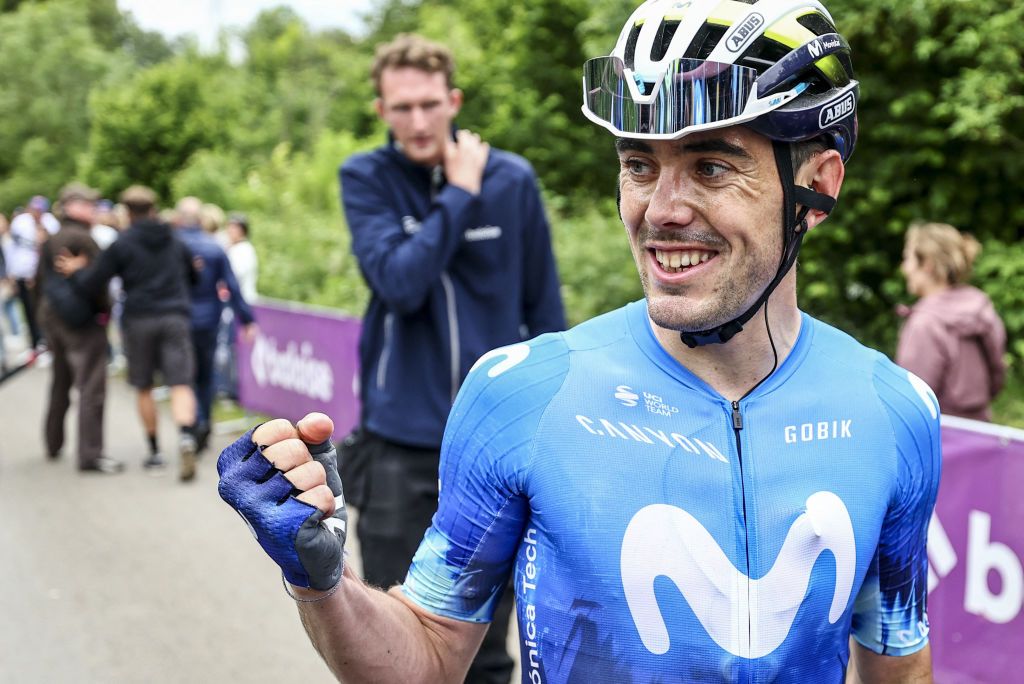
583, 57, 758, 136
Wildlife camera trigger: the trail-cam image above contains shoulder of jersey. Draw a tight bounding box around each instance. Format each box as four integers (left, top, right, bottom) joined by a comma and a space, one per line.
811, 316, 940, 427
462, 306, 633, 402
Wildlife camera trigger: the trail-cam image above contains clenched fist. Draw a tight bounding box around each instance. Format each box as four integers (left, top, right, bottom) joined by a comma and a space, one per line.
217, 413, 348, 591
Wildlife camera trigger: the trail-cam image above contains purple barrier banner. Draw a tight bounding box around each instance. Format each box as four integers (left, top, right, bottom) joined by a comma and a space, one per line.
929, 416, 1024, 684
237, 300, 362, 438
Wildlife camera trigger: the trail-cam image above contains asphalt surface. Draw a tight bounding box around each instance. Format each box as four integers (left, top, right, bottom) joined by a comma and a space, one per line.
0, 364, 338, 683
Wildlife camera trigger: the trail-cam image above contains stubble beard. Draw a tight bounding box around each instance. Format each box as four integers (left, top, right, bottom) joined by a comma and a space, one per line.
636, 222, 782, 335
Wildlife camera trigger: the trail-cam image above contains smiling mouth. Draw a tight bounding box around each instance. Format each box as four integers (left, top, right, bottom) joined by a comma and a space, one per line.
652, 248, 716, 274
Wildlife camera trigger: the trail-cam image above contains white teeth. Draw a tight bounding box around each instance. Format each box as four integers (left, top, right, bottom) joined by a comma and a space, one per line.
654, 249, 713, 271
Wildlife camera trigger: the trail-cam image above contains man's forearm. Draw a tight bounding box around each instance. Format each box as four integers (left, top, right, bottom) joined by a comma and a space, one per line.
294, 565, 485, 683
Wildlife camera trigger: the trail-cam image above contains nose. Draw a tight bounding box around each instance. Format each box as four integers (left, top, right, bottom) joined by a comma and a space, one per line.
410, 106, 428, 132
644, 169, 696, 231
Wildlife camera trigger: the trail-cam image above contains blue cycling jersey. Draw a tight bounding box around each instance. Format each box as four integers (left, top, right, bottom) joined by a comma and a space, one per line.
403, 301, 941, 683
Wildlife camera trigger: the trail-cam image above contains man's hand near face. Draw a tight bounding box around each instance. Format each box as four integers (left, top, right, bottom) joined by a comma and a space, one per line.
444, 129, 490, 196
54, 250, 89, 276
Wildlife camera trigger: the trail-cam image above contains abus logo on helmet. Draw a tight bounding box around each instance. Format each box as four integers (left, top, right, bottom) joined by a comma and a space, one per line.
819, 92, 856, 129
726, 13, 764, 53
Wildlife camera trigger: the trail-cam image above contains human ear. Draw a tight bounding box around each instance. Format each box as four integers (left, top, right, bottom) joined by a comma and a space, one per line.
798, 149, 845, 231
449, 88, 464, 116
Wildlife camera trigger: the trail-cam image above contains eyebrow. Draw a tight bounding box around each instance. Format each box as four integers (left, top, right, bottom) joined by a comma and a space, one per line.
615, 138, 653, 154
614, 136, 753, 161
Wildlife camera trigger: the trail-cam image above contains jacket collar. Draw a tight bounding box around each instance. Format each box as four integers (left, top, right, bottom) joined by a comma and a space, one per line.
384, 126, 459, 179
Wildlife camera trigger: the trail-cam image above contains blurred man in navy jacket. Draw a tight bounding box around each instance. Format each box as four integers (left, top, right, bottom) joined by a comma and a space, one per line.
339, 33, 565, 684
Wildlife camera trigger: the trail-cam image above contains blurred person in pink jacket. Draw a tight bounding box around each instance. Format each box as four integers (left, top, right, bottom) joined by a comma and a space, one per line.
898, 221, 1006, 421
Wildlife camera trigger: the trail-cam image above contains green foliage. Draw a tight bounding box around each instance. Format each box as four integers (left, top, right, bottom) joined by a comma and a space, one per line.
236, 8, 377, 157
795, 0, 1024, 352
234, 129, 377, 313
252, 205, 370, 314
170, 150, 249, 210
235, 130, 377, 216
548, 195, 642, 325
83, 54, 240, 200
992, 370, 1024, 429
0, 0, 123, 209
974, 241, 1024, 371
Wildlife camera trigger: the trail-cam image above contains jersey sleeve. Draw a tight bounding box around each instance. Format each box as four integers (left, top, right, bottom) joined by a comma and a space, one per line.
851, 362, 942, 655
401, 334, 570, 622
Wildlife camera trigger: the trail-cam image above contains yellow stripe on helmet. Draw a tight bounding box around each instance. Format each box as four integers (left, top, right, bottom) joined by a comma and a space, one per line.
705, 3, 845, 84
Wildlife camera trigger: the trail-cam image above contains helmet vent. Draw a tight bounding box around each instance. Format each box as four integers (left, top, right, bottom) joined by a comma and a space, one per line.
796, 13, 838, 36
651, 20, 681, 62
683, 23, 727, 60
624, 23, 642, 69
738, 38, 791, 75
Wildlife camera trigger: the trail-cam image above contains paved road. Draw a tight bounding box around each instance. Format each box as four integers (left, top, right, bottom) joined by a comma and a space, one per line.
0, 365, 338, 683
1, 364, 521, 683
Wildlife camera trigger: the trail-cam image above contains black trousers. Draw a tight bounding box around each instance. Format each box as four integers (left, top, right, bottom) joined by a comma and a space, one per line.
190, 326, 217, 427
348, 431, 515, 684
16, 278, 43, 348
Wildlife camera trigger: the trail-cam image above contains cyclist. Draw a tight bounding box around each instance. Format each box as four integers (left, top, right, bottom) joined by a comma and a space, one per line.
219, 1, 939, 681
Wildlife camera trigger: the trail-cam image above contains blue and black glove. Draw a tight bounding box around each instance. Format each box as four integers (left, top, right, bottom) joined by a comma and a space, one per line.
217, 428, 347, 591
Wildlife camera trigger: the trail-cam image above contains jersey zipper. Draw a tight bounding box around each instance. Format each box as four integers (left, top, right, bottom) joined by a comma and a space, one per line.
732, 400, 754, 676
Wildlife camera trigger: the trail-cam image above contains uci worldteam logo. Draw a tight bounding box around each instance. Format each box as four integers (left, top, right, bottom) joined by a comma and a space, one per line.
621, 492, 856, 658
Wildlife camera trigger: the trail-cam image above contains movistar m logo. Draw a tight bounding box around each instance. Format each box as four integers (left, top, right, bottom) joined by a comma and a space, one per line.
621, 492, 856, 658
471, 344, 530, 377
907, 371, 939, 419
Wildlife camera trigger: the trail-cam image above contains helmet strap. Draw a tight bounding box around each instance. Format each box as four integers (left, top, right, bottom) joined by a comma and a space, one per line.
678, 140, 834, 348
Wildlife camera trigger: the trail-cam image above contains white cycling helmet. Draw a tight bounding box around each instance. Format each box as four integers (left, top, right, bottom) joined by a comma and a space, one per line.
583, 0, 859, 160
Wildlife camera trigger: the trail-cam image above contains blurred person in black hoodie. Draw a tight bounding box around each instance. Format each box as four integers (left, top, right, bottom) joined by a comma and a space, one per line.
56, 185, 202, 481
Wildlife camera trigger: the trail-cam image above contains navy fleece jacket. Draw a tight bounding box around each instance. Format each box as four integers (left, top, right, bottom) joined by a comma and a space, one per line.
341, 141, 565, 448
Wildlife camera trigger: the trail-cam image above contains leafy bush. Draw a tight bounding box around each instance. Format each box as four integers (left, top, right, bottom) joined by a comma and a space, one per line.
547, 195, 642, 325
974, 240, 1024, 370
83, 54, 241, 200
170, 150, 249, 209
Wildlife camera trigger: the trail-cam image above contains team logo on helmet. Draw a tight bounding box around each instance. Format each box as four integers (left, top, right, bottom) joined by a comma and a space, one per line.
819, 92, 856, 129
726, 13, 764, 53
